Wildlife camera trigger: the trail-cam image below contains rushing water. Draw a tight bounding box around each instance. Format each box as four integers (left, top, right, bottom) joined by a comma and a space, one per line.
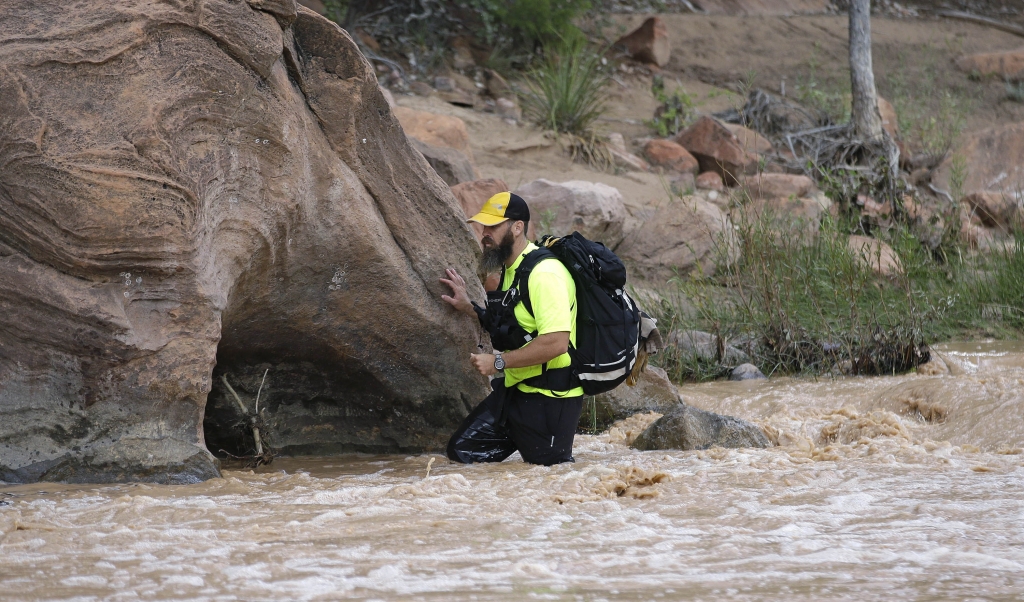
2, 342, 1023, 601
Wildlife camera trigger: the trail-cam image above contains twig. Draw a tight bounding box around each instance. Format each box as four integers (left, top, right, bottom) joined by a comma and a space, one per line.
221, 374, 249, 416
936, 10, 1024, 39
425, 457, 435, 479
255, 368, 269, 415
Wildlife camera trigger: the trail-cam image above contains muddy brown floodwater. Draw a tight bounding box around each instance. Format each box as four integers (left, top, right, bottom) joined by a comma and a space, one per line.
2, 342, 1023, 601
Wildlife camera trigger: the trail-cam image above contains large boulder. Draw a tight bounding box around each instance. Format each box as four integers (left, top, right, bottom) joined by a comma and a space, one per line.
956, 48, 1024, 81
0, 2, 488, 483
667, 330, 750, 366
584, 366, 680, 431
933, 122, 1024, 198
631, 403, 770, 451
847, 235, 902, 277
740, 173, 816, 200
675, 116, 758, 185
618, 196, 736, 281
613, 16, 671, 67
513, 179, 628, 245
723, 123, 773, 154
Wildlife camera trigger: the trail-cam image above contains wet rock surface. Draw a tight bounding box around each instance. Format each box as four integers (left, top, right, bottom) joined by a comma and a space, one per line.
730, 363, 767, 380
631, 403, 771, 451
584, 367, 681, 431
0, 1, 487, 483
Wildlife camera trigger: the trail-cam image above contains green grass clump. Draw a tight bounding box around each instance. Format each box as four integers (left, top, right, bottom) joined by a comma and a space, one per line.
521, 38, 609, 136
649, 207, 1024, 381
646, 76, 695, 137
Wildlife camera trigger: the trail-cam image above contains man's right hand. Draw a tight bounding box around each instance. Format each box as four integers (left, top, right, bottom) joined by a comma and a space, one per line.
440, 268, 475, 316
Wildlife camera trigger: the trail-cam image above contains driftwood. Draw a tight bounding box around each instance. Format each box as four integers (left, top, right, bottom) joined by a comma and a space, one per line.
220, 370, 274, 468
937, 10, 1024, 39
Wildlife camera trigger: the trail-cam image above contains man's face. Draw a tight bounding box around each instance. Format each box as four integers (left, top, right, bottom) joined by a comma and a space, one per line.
480, 221, 514, 250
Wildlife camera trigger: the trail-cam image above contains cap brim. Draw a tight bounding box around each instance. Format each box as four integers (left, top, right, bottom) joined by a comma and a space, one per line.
467, 213, 509, 226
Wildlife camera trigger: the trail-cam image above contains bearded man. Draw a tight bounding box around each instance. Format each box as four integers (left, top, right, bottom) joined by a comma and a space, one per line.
440, 192, 584, 465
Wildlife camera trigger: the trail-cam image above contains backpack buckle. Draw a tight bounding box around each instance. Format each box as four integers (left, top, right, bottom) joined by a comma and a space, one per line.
501, 287, 519, 308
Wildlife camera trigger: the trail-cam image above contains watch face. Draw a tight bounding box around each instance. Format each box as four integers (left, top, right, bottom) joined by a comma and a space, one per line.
494, 355, 505, 370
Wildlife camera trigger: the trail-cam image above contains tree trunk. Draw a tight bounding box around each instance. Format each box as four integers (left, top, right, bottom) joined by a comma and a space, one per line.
849, 0, 883, 142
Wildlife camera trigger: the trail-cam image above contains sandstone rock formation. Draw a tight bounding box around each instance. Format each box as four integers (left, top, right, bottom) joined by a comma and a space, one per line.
0, 1, 488, 483
631, 403, 770, 451
962, 191, 1022, 231
613, 16, 671, 67
513, 179, 628, 246
740, 173, 816, 200
723, 123, 773, 154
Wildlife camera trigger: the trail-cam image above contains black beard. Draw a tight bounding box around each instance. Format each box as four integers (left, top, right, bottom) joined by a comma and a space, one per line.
478, 228, 516, 275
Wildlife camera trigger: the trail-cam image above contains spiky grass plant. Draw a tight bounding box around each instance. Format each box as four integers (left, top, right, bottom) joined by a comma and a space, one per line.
521, 38, 608, 136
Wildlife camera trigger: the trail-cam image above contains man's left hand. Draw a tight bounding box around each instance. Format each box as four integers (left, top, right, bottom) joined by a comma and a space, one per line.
470, 353, 498, 376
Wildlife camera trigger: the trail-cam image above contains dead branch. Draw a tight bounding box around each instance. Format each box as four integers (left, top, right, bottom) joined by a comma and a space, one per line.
937, 10, 1024, 39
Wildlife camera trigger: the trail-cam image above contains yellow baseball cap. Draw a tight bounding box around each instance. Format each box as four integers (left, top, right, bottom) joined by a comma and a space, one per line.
467, 192, 531, 226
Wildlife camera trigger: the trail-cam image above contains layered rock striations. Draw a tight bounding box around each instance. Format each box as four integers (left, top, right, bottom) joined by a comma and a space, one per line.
0, 1, 487, 483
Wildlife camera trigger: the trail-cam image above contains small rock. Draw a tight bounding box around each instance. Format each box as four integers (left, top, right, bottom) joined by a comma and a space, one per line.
730, 363, 766, 381
433, 76, 457, 92
696, 171, 725, 191
484, 69, 512, 98
723, 123, 773, 154
877, 96, 899, 140
610, 147, 650, 172
607, 132, 628, 153
408, 81, 434, 97
643, 139, 699, 174
667, 329, 750, 365
740, 173, 815, 200
495, 98, 521, 121
847, 235, 902, 277
613, 16, 671, 67
631, 403, 770, 451
675, 116, 758, 185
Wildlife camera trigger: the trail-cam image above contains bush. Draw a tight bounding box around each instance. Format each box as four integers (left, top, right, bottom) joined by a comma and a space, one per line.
468, 0, 591, 48
648, 206, 1024, 382
521, 39, 609, 136
646, 76, 695, 137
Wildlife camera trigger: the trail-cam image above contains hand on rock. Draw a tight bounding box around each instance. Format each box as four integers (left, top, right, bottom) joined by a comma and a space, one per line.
440, 268, 474, 315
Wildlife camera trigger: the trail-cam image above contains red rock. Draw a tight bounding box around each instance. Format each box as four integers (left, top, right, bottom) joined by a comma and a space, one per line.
614, 16, 671, 67
963, 191, 1022, 230
675, 116, 758, 185
393, 107, 472, 154
741, 173, 815, 200
696, 171, 725, 191
723, 123, 773, 154
643, 139, 699, 174
933, 122, 1024, 197
956, 47, 1024, 80
848, 235, 902, 277
877, 96, 900, 140
858, 194, 892, 219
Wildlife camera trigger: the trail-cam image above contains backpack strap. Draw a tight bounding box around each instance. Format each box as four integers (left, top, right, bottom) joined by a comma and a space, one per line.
508, 246, 556, 319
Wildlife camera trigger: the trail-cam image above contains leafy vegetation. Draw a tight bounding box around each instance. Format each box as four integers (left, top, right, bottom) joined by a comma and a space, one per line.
647, 206, 1024, 382
521, 38, 609, 135
646, 76, 696, 137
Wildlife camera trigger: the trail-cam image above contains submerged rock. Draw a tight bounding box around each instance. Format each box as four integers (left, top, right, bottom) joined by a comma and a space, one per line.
631, 404, 770, 451
730, 363, 767, 381
583, 367, 681, 431
0, 1, 487, 483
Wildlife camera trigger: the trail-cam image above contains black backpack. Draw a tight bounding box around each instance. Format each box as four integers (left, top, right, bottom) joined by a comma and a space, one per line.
475, 232, 642, 396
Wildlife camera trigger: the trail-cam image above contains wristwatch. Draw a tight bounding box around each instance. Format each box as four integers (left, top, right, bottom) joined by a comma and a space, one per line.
493, 352, 505, 371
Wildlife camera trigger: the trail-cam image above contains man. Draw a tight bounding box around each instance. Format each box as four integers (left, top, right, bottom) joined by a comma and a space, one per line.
440, 192, 584, 465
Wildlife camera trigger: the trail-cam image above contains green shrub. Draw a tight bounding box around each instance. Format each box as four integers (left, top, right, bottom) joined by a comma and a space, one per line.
521, 39, 608, 135
646, 76, 695, 137
465, 0, 590, 48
